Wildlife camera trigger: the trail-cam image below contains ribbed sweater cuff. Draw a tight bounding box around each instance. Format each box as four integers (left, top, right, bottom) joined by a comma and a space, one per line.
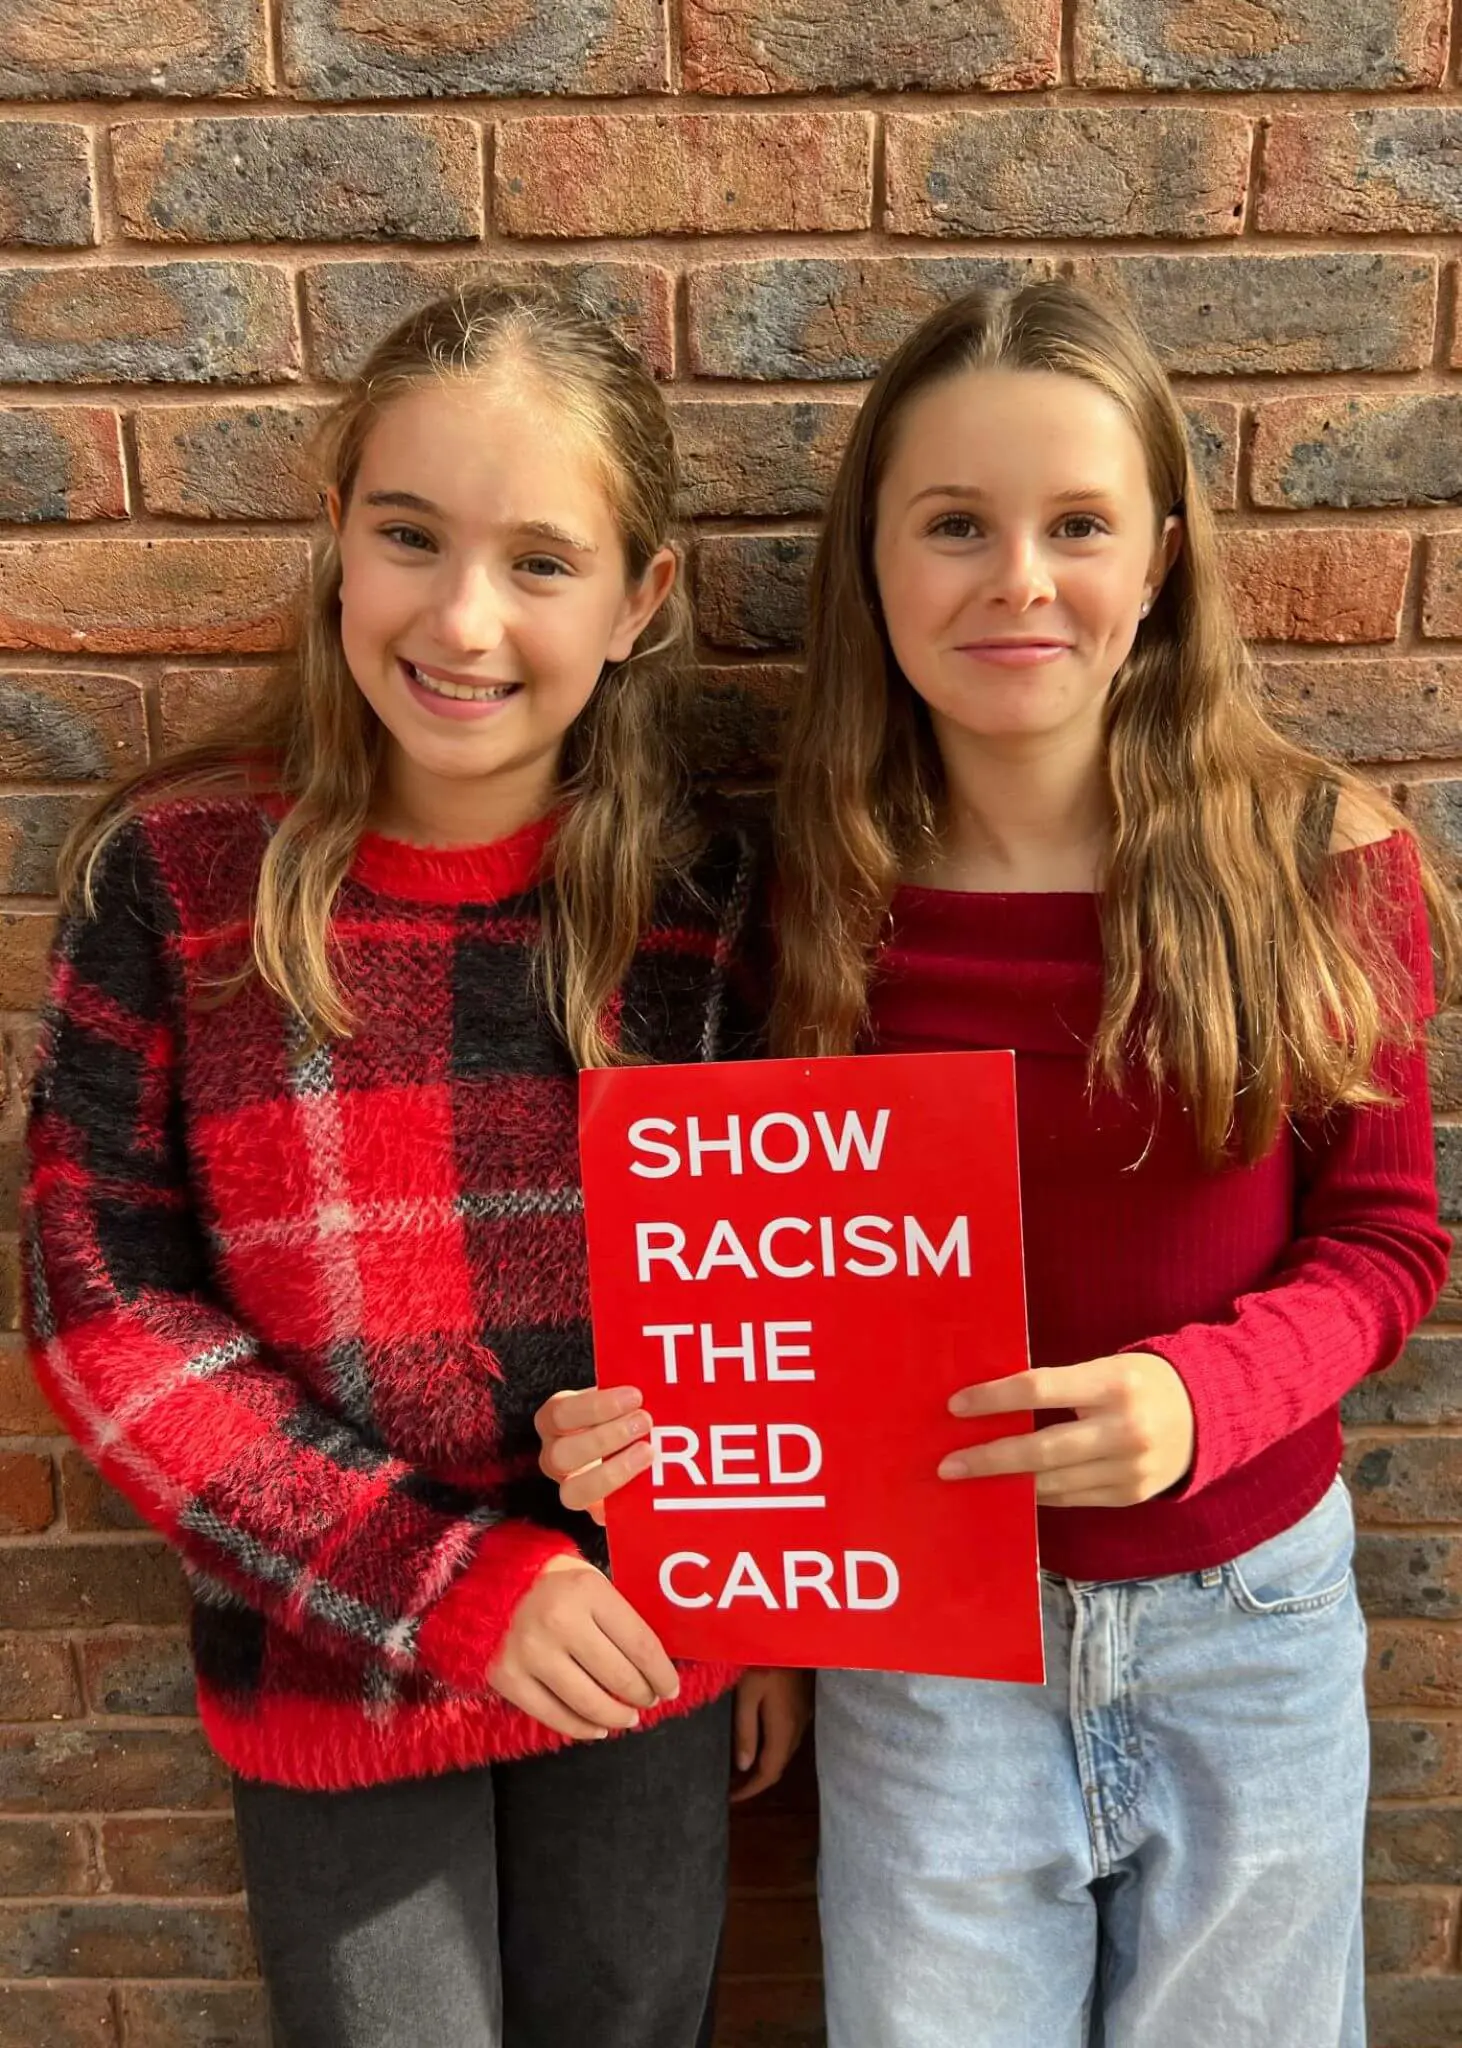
415, 1520, 579, 1694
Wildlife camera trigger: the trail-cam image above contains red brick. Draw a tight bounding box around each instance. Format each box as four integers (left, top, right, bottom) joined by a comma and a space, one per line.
1262, 110, 1462, 234
0, 1637, 81, 1720
0, 537, 306, 656
496, 114, 872, 239
137, 403, 328, 521
0, 1899, 255, 1978
713, 1974, 824, 2048
0, 1819, 93, 1897
0, 1450, 53, 1535
114, 114, 483, 245
1346, 1336, 1462, 1428
60, 1449, 145, 1533
1369, 1622, 1462, 1708
0, 1024, 38, 1138
1363, 1887, 1456, 1972
1181, 399, 1239, 512
0, 124, 93, 248
0, 792, 92, 897
0, 1339, 59, 1435
303, 257, 675, 383
674, 401, 853, 520
0, 1985, 117, 2048
1370, 1716, 1462, 1799
282, 0, 666, 98
0, 917, 54, 1011
1357, 1532, 1462, 1618
684, 0, 1059, 91
1074, 0, 1447, 89
0, 1540, 188, 1630
117, 1985, 268, 2048
1366, 1975, 1462, 2047
1422, 534, 1462, 639
0, 670, 147, 779
101, 1816, 243, 1896
1366, 1806, 1462, 1884
0, 0, 265, 97
0, 1726, 227, 1813
81, 1632, 195, 1718
689, 667, 797, 781
1429, 1013, 1462, 1114
158, 667, 274, 752
1348, 1435, 1462, 1523
695, 534, 815, 652
1251, 394, 1462, 511
1261, 659, 1462, 764
0, 407, 126, 522
0, 263, 299, 387
0, 1237, 17, 1332
887, 109, 1249, 240
1222, 529, 1409, 645
1078, 253, 1437, 376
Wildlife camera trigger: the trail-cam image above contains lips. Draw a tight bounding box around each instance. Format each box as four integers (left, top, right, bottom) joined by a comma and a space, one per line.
955, 640, 1073, 667
400, 658, 521, 703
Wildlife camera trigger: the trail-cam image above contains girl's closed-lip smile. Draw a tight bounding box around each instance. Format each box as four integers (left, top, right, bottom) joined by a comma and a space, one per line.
955, 638, 1073, 667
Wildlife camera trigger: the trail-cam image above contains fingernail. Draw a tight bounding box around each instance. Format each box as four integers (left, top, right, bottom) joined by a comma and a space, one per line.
948, 1394, 970, 1416
594, 1729, 610, 1740
627, 1441, 653, 1471
937, 1457, 968, 1481
737, 1750, 753, 1771
626, 1411, 651, 1439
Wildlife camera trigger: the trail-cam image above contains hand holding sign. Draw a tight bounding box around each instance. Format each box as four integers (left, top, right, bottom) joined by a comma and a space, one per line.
578, 1051, 1044, 1683
940, 1353, 1196, 1505
537, 1385, 654, 1526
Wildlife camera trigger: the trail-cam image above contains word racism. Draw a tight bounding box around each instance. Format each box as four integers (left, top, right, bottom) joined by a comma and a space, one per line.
579, 1055, 1045, 1680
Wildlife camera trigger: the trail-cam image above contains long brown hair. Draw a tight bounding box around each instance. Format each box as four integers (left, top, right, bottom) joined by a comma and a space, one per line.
62, 283, 694, 1068
774, 278, 1458, 1164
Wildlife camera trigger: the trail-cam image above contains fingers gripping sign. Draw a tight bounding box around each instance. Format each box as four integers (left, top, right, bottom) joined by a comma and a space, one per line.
536, 1386, 655, 1527
939, 1353, 1196, 1508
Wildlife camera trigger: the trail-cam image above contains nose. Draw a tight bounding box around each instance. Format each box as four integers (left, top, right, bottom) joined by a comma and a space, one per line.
429, 560, 506, 653
987, 532, 1055, 611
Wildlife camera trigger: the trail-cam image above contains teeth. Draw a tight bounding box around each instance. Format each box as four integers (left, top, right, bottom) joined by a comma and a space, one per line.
406, 661, 516, 702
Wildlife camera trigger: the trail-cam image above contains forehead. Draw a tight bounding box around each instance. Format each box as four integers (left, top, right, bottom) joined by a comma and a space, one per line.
353, 374, 622, 533
883, 366, 1151, 493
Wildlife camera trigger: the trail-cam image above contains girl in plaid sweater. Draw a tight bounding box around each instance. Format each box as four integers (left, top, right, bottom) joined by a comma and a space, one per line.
23, 286, 807, 2048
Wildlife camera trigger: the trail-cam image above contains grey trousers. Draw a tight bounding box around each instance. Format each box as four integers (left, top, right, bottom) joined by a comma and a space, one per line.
235, 1696, 733, 2048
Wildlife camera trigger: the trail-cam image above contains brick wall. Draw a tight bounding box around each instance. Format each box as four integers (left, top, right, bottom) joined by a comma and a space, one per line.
0, 3, 1458, 2043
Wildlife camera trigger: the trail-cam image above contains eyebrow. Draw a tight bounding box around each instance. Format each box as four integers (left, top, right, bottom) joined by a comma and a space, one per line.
907, 484, 1115, 509
360, 492, 599, 553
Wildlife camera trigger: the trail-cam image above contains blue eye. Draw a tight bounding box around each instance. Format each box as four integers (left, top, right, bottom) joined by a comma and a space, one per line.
381, 524, 434, 552
518, 555, 571, 578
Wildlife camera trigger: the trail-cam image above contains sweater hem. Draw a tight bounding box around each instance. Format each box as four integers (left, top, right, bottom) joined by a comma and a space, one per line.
200, 1660, 741, 1792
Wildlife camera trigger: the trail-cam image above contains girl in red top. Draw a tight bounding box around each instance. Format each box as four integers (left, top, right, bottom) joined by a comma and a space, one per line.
541, 280, 1454, 2046
24, 285, 806, 2048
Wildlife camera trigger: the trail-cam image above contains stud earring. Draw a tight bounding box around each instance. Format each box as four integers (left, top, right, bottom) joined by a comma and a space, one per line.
1139, 598, 1152, 617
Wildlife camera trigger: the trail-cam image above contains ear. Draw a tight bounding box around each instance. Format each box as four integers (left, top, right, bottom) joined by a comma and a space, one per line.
1144, 512, 1183, 608
324, 484, 344, 539
607, 545, 678, 663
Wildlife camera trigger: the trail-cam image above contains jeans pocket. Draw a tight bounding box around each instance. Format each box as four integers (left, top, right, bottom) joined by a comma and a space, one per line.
1224, 1476, 1356, 1618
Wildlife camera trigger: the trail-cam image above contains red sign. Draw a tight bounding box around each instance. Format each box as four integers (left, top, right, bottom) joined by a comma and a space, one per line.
579, 1052, 1043, 1683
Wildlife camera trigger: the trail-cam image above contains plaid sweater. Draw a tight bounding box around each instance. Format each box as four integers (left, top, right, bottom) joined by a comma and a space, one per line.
24, 796, 757, 1790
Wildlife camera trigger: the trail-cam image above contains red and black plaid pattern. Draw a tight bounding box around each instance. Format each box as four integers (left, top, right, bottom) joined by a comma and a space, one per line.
24, 797, 757, 1789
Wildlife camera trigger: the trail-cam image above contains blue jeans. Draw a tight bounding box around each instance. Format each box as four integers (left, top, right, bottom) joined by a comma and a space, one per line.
816, 1476, 1368, 2048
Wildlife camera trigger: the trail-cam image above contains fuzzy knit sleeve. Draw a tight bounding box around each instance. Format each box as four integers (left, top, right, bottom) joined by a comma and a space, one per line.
22, 825, 576, 1695
1131, 832, 1451, 1497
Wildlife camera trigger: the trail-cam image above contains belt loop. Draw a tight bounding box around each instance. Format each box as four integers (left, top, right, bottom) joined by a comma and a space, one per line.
1199, 1565, 1223, 1589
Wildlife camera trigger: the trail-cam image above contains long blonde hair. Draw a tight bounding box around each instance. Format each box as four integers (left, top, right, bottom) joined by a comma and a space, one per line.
774, 279, 1458, 1164
63, 283, 694, 1068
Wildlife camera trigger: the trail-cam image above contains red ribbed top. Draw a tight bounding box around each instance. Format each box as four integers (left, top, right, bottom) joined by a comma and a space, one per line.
870, 834, 1450, 1580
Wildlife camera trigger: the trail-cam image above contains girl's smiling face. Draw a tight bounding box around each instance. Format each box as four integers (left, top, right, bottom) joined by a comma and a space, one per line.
873, 365, 1180, 760
332, 374, 674, 834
